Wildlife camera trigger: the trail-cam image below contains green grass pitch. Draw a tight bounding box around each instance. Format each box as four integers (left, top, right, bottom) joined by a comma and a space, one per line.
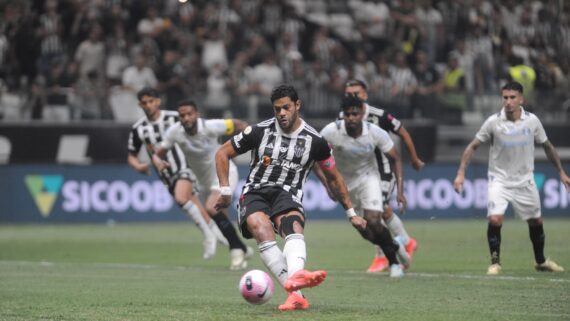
1, 219, 569, 321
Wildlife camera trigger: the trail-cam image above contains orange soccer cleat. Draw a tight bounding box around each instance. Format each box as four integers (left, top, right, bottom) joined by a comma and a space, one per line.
367, 256, 389, 273
278, 292, 309, 311
283, 269, 327, 292
405, 238, 418, 258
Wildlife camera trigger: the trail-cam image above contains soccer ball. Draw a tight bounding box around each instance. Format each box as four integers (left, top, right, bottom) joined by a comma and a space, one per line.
239, 269, 274, 305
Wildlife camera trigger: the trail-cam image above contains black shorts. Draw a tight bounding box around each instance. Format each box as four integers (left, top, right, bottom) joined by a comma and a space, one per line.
237, 186, 304, 239
162, 169, 198, 195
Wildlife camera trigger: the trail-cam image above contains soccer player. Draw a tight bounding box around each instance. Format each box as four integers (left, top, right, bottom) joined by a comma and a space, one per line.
127, 88, 225, 260
344, 79, 424, 273
316, 95, 411, 277
453, 81, 569, 275
151, 99, 253, 270
215, 85, 367, 311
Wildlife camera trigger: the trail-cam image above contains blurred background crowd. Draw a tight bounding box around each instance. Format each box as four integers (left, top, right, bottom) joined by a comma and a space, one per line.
1, 0, 569, 124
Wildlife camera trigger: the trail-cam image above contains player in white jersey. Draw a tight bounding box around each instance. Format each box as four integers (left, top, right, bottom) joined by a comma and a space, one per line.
345, 79, 423, 272
317, 95, 410, 277
152, 99, 253, 270
454, 81, 569, 275
127, 88, 225, 261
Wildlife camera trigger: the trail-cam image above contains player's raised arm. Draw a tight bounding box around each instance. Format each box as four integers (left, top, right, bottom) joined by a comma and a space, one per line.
454, 138, 483, 193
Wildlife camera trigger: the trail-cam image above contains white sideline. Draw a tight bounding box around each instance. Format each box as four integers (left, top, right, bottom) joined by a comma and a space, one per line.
1, 260, 568, 283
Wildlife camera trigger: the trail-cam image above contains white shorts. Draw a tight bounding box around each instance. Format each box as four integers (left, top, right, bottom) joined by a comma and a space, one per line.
197, 161, 238, 198
348, 174, 384, 215
487, 179, 541, 220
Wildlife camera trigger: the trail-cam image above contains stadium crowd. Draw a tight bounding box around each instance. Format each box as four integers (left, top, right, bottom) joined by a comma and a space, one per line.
0, 0, 569, 123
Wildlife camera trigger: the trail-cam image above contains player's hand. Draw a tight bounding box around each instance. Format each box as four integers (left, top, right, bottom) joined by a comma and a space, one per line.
349, 216, 367, 231
152, 154, 170, 171
397, 193, 407, 214
214, 195, 231, 211
412, 158, 425, 171
137, 163, 151, 176
453, 174, 464, 193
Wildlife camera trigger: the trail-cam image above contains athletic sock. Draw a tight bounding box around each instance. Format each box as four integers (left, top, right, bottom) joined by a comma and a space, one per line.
487, 223, 502, 264
259, 240, 288, 287
283, 234, 307, 277
208, 220, 229, 246
375, 228, 399, 265
528, 224, 546, 264
182, 201, 215, 239
385, 214, 410, 245
211, 213, 246, 251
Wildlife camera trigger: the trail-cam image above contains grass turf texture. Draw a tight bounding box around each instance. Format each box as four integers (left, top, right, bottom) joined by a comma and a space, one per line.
1, 219, 569, 321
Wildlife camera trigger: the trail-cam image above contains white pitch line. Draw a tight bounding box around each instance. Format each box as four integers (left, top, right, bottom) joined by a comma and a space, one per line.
1, 260, 569, 283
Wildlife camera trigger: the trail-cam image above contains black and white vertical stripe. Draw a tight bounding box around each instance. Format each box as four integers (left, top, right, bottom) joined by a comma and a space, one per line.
128, 111, 189, 181
243, 119, 319, 200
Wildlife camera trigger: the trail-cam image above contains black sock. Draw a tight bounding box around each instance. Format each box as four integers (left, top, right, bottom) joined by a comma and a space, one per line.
487, 223, 502, 264
528, 224, 546, 264
212, 213, 246, 251
375, 228, 399, 266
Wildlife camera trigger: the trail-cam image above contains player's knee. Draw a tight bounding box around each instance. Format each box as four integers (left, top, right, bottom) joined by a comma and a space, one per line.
174, 195, 190, 207
278, 215, 305, 236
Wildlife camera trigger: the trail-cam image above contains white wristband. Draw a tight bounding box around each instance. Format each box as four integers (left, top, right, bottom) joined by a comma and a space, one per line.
220, 186, 232, 196
345, 208, 357, 219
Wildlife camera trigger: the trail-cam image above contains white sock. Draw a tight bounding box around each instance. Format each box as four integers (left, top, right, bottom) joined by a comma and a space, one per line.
283, 234, 306, 277
385, 214, 410, 245
182, 201, 215, 239
259, 240, 288, 287
375, 245, 385, 257
208, 221, 229, 246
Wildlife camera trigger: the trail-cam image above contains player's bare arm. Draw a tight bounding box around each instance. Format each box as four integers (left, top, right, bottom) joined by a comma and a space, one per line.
454, 138, 482, 193
312, 165, 336, 201
127, 153, 150, 175
232, 119, 249, 133
151, 147, 170, 172
397, 126, 425, 171
214, 141, 239, 210
542, 140, 570, 191
318, 159, 367, 230
385, 147, 407, 213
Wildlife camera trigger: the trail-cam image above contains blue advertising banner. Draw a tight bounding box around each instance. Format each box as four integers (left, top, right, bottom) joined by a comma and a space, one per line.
0, 163, 568, 223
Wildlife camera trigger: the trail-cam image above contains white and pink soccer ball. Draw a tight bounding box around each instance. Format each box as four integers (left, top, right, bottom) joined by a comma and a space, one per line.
239, 269, 274, 305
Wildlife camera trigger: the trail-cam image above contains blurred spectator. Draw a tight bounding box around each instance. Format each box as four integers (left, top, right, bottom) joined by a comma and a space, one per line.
73, 70, 106, 120
204, 62, 231, 118
156, 49, 187, 110
507, 55, 536, 108
440, 53, 467, 111
122, 54, 157, 92
414, 0, 444, 64
74, 25, 104, 78
411, 49, 441, 118
38, 0, 65, 75
388, 51, 417, 118
201, 28, 228, 73
304, 60, 335, 118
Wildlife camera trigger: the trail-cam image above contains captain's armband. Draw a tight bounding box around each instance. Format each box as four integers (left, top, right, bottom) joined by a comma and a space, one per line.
317, 155, 336, 171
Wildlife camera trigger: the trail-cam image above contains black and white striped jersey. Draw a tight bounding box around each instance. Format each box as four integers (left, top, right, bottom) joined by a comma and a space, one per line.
231, 118, 331, 201
128, 110, 190, 182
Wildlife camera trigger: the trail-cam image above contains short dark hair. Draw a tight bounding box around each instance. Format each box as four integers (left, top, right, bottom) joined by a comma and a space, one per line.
137, 87, 160, 100
270, 84, 299, 103
176, 99, 198, 110
345, 79, 368, 91
341, 95, 364, 111
502, 81, 524, 94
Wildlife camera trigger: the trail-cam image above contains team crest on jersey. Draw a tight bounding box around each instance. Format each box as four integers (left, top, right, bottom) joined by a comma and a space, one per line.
294, 139, 306, 158
262, 155, 272, 166
244, 126, 252, 135
522, 127, 531, 135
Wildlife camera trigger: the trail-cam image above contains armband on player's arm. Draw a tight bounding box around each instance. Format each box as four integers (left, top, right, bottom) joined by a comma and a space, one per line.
317, 155, 336, 171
